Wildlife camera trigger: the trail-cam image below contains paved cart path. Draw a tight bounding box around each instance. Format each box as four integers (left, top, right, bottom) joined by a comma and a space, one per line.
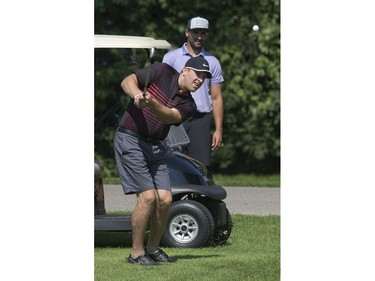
103, 185, 280, 216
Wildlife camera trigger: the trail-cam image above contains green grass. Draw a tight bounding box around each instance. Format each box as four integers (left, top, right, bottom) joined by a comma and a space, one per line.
95, 215, 280, 281
213, 174, 279, 187
104, 174, 280, 187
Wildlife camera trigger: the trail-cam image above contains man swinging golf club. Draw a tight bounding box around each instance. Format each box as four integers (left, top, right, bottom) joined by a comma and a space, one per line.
114, 56, 212, 266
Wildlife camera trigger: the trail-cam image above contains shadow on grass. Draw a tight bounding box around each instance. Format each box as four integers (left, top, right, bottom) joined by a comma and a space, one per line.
173, 254, 221, 261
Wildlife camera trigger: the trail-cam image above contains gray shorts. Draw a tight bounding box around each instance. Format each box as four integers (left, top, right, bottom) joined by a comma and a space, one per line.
113, 130, 171, 195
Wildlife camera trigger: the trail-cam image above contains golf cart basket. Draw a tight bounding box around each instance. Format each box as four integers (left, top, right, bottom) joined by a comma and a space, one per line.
165, 124, 190, 151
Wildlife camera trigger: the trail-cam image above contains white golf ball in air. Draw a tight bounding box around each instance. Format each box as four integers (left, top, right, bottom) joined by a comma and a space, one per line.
252, 25, 259, 31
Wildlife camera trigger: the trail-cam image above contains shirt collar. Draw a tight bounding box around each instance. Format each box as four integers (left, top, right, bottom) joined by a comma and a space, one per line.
182, 43, 205, 57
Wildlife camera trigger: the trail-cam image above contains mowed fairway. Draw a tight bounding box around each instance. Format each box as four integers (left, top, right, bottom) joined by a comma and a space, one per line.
95, 215, 280, 281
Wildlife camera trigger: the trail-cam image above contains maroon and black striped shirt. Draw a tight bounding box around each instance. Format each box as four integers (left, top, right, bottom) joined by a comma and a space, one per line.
119, 63, 197, 140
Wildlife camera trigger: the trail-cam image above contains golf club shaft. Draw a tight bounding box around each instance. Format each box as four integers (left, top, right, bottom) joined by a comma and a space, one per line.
143, 48, 155, 97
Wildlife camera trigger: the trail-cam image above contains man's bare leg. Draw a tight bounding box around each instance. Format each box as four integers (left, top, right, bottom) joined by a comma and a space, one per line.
130, 189, 156, 258
146, 189, 172, 252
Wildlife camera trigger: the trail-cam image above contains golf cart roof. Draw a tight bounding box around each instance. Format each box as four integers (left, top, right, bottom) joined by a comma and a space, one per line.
94, 34, 172, 49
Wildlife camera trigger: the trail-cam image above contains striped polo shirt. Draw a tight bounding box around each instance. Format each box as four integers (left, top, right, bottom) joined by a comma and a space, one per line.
118, 63, 197, 140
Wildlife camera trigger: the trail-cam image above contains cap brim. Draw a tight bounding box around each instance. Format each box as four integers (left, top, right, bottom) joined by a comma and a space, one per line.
203, 71, 212, 78
185, 67, 212, 78
189, 27, 209, 30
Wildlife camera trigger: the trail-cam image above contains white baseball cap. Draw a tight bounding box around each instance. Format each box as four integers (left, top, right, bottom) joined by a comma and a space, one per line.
186, 17, 209, 30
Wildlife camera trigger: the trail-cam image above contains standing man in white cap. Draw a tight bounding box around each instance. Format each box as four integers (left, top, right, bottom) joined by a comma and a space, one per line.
163, 16, 224, 167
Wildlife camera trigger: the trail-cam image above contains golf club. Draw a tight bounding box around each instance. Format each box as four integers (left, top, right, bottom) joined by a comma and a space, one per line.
143, 47, 155, 97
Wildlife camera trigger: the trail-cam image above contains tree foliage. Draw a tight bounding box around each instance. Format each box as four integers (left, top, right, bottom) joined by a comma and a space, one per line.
94, 0, 280, 175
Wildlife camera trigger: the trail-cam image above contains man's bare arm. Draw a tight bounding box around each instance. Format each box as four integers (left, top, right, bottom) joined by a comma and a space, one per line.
211, 83, 224, 149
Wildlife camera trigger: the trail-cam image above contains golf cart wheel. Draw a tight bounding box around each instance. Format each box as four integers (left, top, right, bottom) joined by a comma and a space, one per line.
210, 208, 233, 246
161, 200, 214, 248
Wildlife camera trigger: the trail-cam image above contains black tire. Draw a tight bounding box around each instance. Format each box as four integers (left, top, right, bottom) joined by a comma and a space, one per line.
210, 208, 233, 246
161, 200, 215, 248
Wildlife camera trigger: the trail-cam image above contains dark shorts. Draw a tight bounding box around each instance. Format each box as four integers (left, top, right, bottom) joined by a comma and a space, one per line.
113, 131, 171, 195
183, 112, 212, 166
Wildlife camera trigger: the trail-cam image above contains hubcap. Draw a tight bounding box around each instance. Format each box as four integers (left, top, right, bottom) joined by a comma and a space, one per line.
169, 214, 199, 244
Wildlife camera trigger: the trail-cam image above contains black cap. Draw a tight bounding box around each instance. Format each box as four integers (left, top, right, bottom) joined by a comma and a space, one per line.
184, 56, 212, 78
